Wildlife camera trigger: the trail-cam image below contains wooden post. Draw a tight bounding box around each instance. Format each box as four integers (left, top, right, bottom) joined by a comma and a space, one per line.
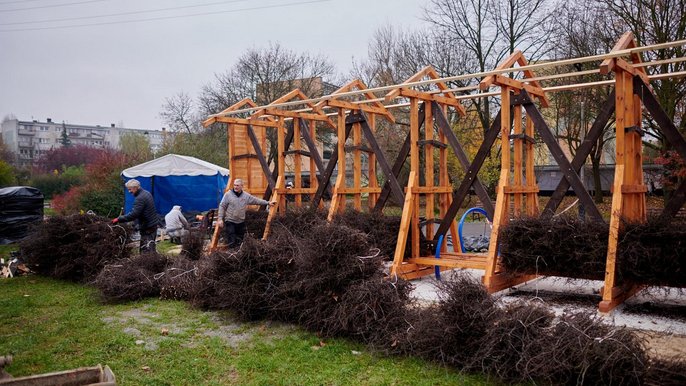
277, 118, 286, 213
353, 121, 362, 210
438, 105, 450, 252
293, 118, 302, 207
368, 113, 378, 209
425, 102, 435, 240
483, 87, 512, 288
525, 116, 537, 215
513, 105, 523, 217
309, 120, 317, 203
263, 176, 284, 240
600, 61, 647, 312
391, 171, 416, 277
410, 98, 420, 259
327, 109, 347, 220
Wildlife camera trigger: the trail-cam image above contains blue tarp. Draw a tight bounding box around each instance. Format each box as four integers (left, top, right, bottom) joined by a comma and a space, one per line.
122, 174, 228, 215
121, 154, 229, 215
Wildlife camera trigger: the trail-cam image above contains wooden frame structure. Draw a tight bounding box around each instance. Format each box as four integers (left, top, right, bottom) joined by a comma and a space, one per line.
313, 79, 396, 218
206, 33, 686, 312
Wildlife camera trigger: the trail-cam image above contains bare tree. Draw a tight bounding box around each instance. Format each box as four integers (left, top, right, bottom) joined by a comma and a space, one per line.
159, 91, 200, 134
160, 43, 336, 169
424, 0, 554, 133
549, 0, 617, 203
198, 42, 335, 117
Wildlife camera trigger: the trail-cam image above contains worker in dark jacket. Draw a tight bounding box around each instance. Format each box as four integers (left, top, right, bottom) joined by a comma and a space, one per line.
112, 179, 159, 253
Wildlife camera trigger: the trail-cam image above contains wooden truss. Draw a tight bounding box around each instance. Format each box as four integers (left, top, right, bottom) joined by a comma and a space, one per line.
314, 80, 395, 218
386, 66, 493, 279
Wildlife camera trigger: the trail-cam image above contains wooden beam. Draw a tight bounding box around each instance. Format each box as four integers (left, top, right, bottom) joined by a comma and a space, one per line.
311, 118, 353, 207
542, 90, 616, 217
373, 103, 426, 211
521, 90, 605, 222
600, 31, 635, 74
390, 171, 416, 277
325, 99, 389, 116
481, 50, 524, 90
398, 88, 466, 115
432, 101, 495, 218
357, 112, 406, 204
209, 116, 280, 128
262, 176, 284, 240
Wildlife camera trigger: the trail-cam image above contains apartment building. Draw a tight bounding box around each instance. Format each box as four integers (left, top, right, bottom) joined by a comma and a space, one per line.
1, 118, 166, 167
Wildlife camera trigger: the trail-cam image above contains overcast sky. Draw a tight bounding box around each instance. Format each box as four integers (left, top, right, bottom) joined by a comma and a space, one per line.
0, 0, 426, 131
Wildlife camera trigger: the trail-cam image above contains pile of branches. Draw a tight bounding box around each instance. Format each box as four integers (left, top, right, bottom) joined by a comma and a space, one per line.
20, 214, 132, 282
95, 253, 201, 302
499, 216, 609, 279
405, 274, 671, 385
191, 210, 412, 344
618, 219, 686, 287
499, 216, 686, 286
94, 252, 168, 302
180, 230, 204, 261
244, 209, 269, 238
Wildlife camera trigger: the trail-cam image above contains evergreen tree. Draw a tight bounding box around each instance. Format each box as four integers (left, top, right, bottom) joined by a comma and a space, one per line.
60, 122, 72, 147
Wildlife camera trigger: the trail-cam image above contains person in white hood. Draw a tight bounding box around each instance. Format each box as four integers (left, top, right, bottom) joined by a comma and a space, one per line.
164, 205, 189, 243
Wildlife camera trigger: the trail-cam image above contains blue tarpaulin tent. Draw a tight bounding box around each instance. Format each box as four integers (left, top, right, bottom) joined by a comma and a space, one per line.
121, 154, 229, 215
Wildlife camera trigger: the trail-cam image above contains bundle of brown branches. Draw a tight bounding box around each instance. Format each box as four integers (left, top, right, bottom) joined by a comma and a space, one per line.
332, 210, 402, 259
20, 214, 132, 282
405, 274, 502, 365
190, 233, 296, 320
94, 252, 168, 302
268, 222, 388, 333
159, 256, 198, 301
618, 218, 686, 287
192, 212, 413, 346
645, 356, 686, 386
180, 229, 204, 261
499, 216, 609, 279
244, 209, 269, 237
404, 274, 652, 385
500, 216, 686, 286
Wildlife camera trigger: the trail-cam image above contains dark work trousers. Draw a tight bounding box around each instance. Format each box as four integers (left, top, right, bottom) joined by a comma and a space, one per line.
140, 228, 157, 254
224, 220, 246, 248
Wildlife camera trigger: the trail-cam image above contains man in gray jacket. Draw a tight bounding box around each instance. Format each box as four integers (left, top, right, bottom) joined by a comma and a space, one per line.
112, 179, 159, 253
164, 205, 189, 243
218, 178, 274, 248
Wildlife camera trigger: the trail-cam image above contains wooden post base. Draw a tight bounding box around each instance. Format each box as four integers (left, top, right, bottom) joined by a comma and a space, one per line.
598, 283, 645, 313
483, 273, 538, 294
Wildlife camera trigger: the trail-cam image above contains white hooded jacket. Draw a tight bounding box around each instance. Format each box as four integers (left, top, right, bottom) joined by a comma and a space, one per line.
164, 205, 189, 232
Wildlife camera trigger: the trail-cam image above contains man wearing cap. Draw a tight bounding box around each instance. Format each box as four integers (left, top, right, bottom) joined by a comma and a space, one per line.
112, 179, 159, 253
165, 205, 189, 243
218, 178, 275, 248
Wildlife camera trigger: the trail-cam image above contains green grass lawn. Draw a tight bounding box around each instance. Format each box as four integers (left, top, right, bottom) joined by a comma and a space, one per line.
0, 276, 489, 385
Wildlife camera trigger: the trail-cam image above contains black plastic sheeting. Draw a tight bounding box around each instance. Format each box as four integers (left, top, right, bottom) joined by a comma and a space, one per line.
0, 186, 44, 244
